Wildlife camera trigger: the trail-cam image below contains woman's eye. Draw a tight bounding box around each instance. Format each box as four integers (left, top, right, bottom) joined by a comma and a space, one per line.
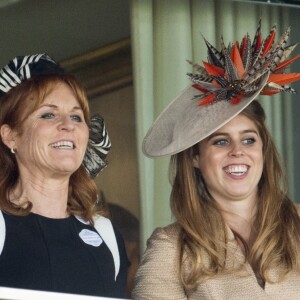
71, 115, 83, 122
242, 137, 256, 145
40, 112, 55, 119
213, 139, 229, 146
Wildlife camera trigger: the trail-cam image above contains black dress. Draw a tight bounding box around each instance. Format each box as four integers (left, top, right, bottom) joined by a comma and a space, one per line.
0, 212, 129, 298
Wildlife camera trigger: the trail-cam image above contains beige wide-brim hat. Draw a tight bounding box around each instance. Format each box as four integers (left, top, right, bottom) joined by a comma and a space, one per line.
142, 75, 268, 158
143, 21, 300, 158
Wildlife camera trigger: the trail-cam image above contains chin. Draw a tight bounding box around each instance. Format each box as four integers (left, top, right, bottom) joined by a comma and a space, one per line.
55, 163, 82, 175
229, 190, 255, 199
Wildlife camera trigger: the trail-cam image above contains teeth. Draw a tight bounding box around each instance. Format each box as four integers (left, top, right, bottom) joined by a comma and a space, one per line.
50, 141, 74, 149
225, 165, 248, 175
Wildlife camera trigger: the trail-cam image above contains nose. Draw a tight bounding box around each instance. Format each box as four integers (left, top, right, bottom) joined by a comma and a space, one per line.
58, 115, 75, 131
229, 142, 243, 157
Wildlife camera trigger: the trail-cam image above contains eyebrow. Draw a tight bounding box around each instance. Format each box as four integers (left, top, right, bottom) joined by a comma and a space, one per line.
39, 104, 83, 111
207, 129, 259, 141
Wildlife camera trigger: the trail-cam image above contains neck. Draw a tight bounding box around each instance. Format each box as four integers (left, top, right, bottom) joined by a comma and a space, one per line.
215, 195, 258, 244
11, 175, 70, 218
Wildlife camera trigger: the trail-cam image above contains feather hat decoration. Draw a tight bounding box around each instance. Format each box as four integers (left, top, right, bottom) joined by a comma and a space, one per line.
142, 21, 300, 158
188, 20, 300, 106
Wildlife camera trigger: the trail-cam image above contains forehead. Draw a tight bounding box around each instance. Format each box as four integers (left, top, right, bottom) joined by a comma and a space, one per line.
40, 82, 80, 106
214, 114, 258, 134
197, 114, 259, 149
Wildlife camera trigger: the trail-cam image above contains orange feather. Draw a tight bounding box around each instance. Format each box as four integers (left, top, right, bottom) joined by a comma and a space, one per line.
192, 84, 209, 93
275, 53, 300, 72
198, 93, 216, 106
230, 93, 244, 105
262, 29, 276, 57
203, 61, 224, 76
230, 42, 245, 78
268, 73, 300, 85
260, 89, 281, 95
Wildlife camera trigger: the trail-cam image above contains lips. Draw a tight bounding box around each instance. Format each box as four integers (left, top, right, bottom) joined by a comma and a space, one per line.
224, 164, 249, 176
49, 141, 75, 149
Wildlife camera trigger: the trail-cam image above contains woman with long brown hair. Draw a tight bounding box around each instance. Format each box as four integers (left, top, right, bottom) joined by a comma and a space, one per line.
0, 54, 128, 298
133, 21, 300, 299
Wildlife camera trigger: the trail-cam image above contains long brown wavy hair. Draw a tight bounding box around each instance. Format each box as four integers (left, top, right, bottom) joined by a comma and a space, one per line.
0, 74, 108, 222
170, 100, 300, 289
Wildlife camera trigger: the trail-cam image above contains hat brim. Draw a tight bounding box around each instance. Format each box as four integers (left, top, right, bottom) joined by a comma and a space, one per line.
143, 74, 269, 158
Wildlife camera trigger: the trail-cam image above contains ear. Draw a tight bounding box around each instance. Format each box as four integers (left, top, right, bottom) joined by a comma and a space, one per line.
0, 124, 16, 149
192, 154, 201, 169
192, 144, 201, 169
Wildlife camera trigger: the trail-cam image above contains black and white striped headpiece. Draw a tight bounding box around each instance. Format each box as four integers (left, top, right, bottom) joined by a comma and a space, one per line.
83, 114, 112, 178
0, 53, 111, 177
0, 54, 64, 97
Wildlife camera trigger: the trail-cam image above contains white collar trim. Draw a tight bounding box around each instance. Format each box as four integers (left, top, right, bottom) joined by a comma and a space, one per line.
76, 215, 120, 280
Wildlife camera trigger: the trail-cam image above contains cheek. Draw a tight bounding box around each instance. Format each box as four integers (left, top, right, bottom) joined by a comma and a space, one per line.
82, 126, 89, 145
23, 119, 43, 136
252, 145, 263, 162
257, 151, 264, 171
197, 156, 214, 179
198, 151, 221, 170
77, 126, 89, 154
17, 123, 50, 155
198, 152, 226, 184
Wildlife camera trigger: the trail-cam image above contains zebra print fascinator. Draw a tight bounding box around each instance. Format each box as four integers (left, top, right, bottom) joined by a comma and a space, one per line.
143, 21, 300, 157
0, 53, 111, 177
84, 114, 112, 178
0, 54, 63, 96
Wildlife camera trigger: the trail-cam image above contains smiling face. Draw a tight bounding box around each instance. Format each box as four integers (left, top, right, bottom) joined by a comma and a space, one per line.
11, 82, 89, 179
193, 114, 263, 207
